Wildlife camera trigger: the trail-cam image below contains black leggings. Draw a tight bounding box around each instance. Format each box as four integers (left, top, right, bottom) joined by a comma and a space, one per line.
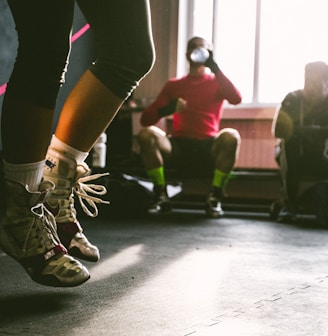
6, 0, 155, 108
279, 137, 328, 202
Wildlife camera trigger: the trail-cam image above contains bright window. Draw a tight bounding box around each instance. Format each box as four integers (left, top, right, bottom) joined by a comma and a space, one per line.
178, 0, 328, 106
193, 0, 214, 40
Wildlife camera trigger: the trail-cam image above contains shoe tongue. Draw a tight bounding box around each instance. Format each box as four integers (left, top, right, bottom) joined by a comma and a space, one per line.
45, 148, 90, 181
45, 148, 76, 179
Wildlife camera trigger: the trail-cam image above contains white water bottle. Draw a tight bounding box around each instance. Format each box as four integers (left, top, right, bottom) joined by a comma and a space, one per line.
190, 47, 210, 64
92, 133, 107, 168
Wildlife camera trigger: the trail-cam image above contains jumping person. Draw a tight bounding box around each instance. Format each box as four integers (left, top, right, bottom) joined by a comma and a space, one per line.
0, 0, 154, 287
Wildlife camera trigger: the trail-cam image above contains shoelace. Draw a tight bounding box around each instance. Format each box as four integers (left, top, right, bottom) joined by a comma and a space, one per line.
23, 202, 60, 254
73, 172, 110, 218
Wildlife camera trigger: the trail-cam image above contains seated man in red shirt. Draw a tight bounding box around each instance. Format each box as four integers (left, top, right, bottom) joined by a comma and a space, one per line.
137, 36, 242, 218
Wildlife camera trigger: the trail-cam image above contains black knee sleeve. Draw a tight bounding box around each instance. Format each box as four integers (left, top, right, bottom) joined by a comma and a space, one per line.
90, 42, 154, 100
78, 0, 155, 100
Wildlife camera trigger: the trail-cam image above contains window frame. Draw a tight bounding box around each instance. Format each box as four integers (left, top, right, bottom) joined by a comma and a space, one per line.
177, 0, 328, 109
177, 0, 266, 108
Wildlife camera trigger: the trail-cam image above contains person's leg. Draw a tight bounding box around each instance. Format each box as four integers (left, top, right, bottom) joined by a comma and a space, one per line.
312, 182, 328, 228
205, 128, 241, 218
56, 0, 155, 150
0, 0, 89, 287
276, 138, 301, 222
137, 126, 172, 213
299, 154, 328, 226
44, 0, 155, 256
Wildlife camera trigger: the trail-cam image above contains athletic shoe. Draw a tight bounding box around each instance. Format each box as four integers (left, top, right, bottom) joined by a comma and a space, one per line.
148, 185, 172, 214
205, 192, 224, 218
0, 179, 90, 287
276, 204, 297, 223
44, 148, 109, 262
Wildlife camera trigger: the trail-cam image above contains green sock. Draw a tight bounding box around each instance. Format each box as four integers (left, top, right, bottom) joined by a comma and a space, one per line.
147, 166, 166, 186
212, 169, 229, 188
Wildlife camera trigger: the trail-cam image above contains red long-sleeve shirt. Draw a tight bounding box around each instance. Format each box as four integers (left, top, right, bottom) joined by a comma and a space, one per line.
140, 70, 242, 139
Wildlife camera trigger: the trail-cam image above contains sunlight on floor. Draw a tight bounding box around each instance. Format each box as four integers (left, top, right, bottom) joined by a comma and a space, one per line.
192, 318, 266, 336
75, 246, 240, 335
89, 244, 144, 283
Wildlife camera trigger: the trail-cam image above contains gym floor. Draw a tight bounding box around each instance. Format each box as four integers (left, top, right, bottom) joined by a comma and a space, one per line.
0, 206, 327, 336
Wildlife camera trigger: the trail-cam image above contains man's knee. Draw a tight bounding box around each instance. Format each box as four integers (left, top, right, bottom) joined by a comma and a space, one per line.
217, 128, 241, 150
137, 127, 155, 147
137, 126, 164, 148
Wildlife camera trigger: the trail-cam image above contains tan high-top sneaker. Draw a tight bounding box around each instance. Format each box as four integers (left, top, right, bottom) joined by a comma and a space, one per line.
44, 147, 109, 262
0, 179, 90, 287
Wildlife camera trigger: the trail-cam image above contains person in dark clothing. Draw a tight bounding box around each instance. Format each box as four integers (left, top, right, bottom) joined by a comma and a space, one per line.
273, 61, 328, 225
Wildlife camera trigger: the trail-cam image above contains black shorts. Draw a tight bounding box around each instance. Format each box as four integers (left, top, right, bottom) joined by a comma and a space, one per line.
278, 136, 328, 177
168, 137, 215, 178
